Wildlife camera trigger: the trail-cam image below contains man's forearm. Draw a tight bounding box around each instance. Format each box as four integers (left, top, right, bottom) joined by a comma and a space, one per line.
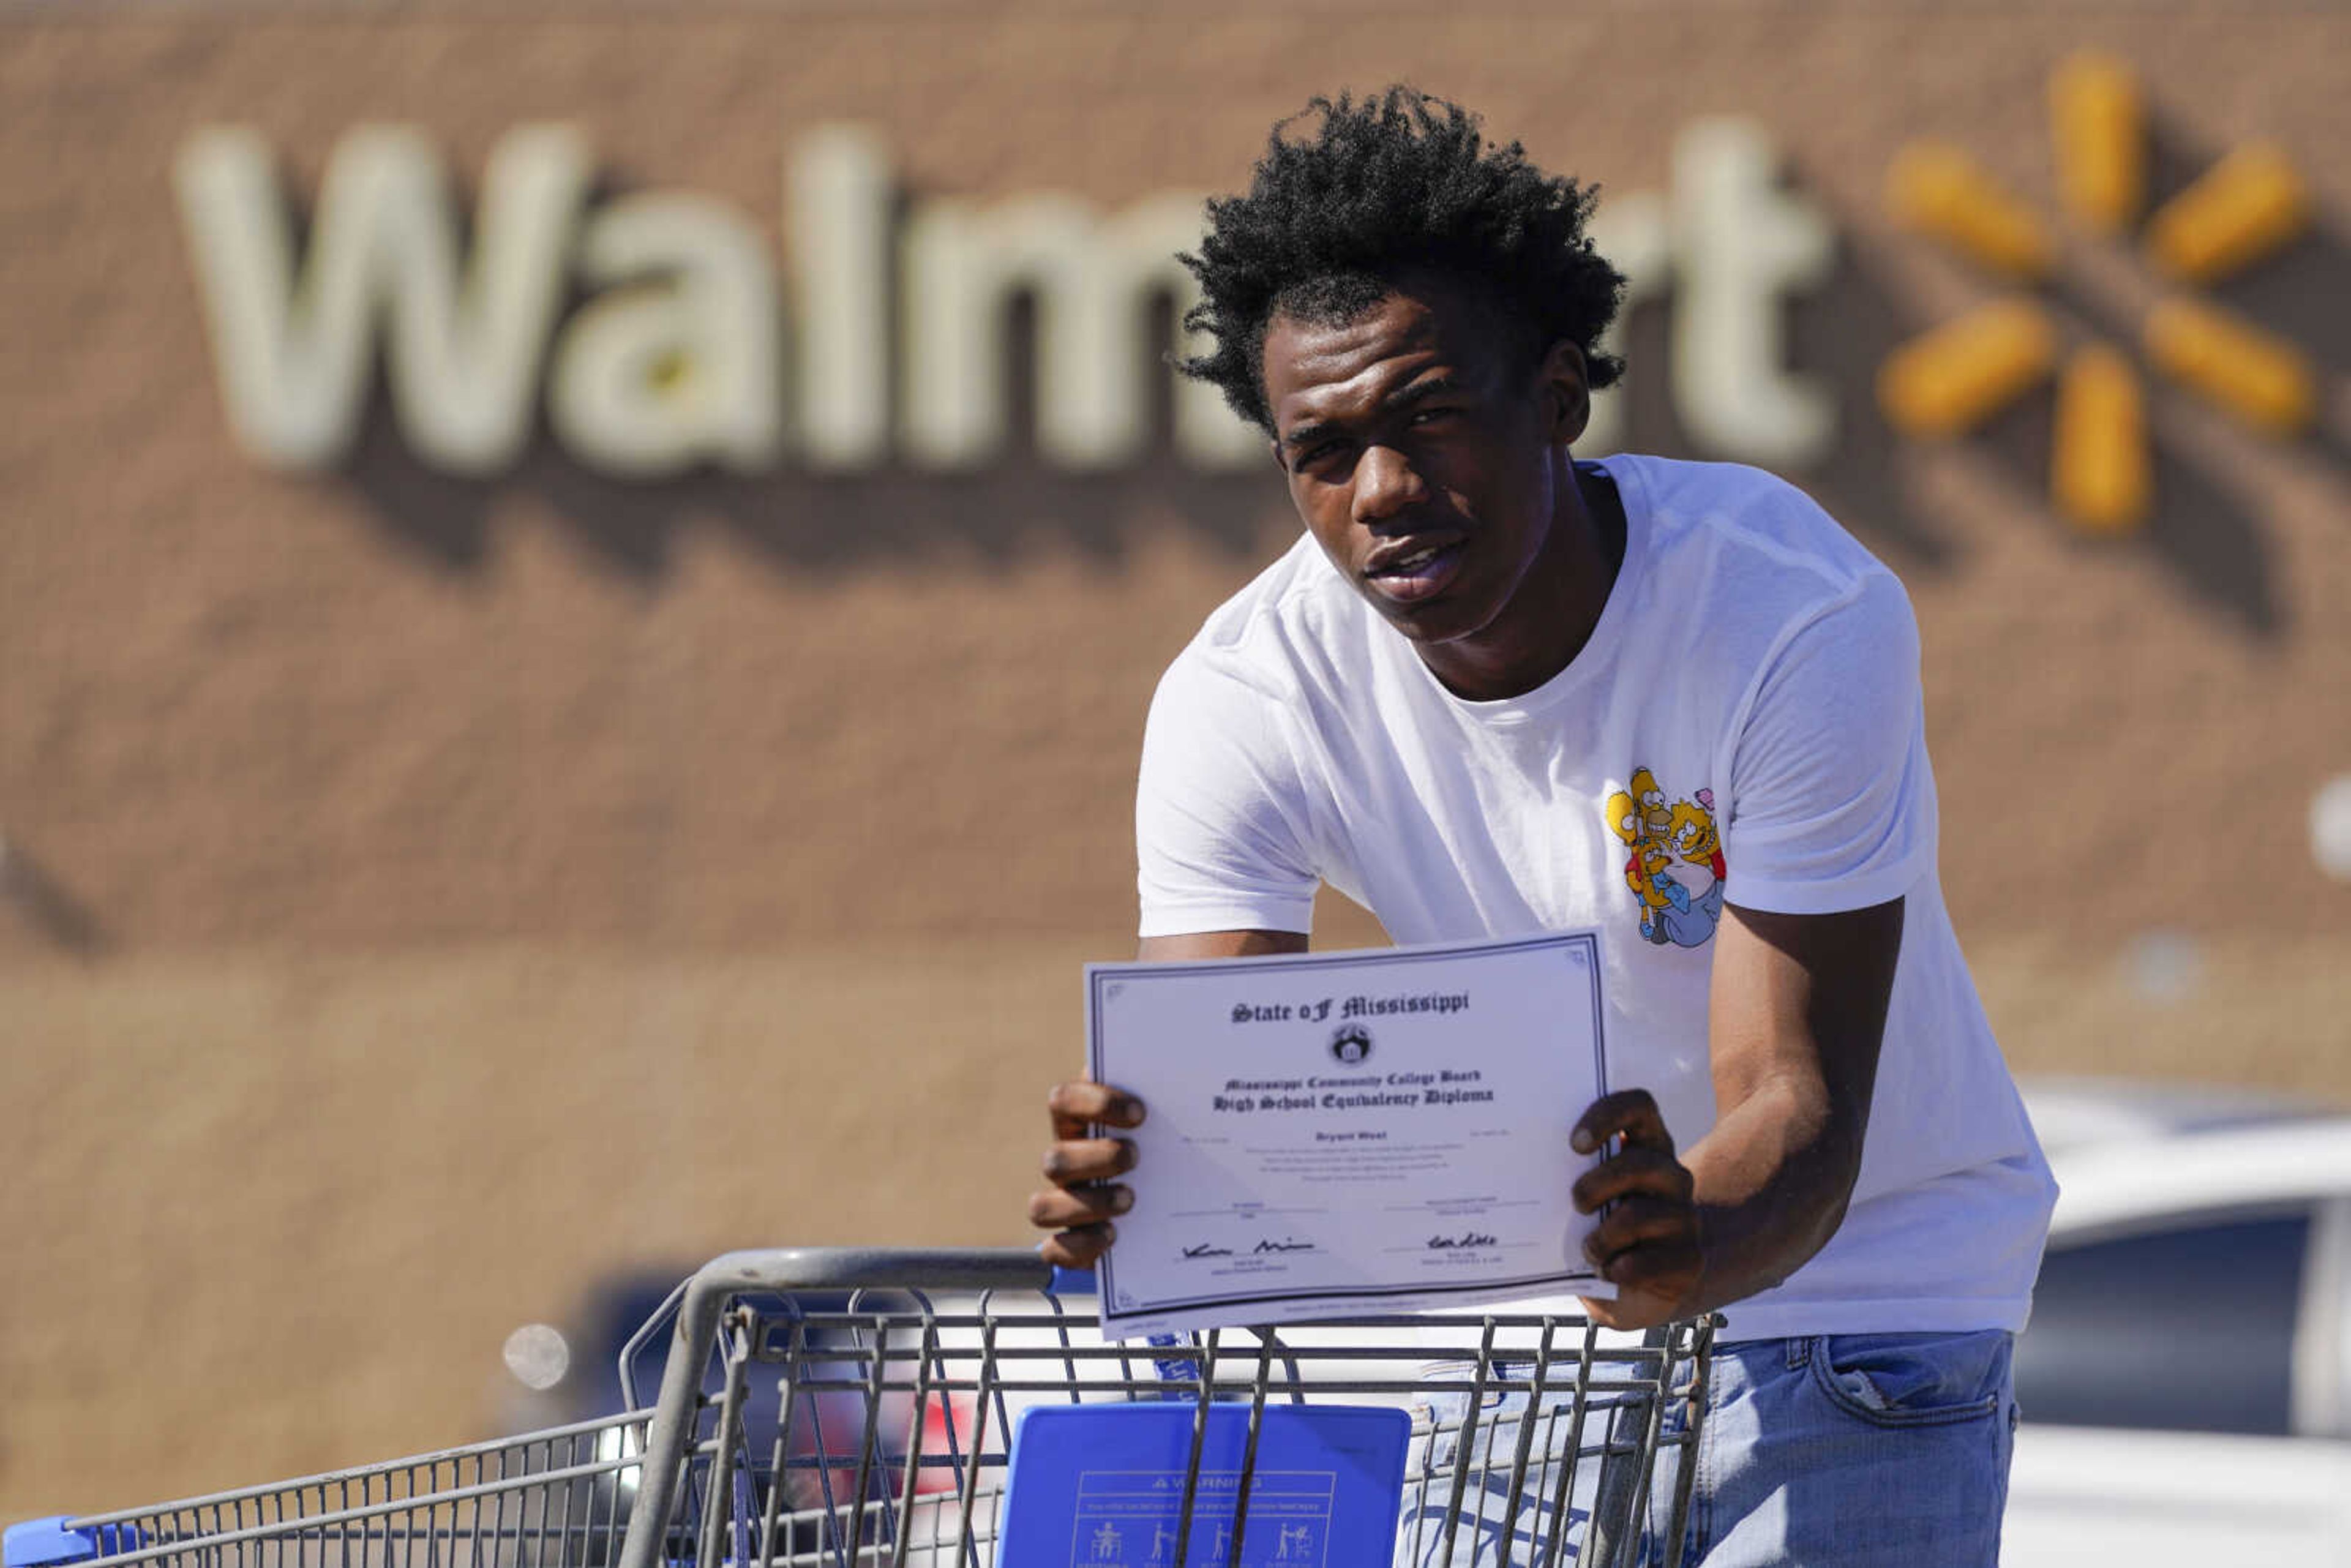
1679, 1065, 1865, 1317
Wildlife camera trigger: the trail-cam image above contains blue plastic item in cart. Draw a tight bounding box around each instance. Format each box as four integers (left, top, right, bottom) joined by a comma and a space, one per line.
4, 1519, 142, 1568
997, 1401, 1409, 1566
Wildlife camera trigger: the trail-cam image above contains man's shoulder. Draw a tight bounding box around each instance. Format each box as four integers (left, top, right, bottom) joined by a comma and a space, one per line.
1170, 533, 1367, 700
1614, 454, 1892, 604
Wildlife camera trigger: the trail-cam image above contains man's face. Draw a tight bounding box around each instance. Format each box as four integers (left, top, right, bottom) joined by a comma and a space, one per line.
1262, 281, 1589, 672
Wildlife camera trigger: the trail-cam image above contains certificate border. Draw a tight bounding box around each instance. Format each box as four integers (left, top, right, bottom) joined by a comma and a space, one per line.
1086, 931, 1610, 1328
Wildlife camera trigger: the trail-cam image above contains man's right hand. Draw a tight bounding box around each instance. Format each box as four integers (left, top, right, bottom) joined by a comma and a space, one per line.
1029, 1079, 1147, 1269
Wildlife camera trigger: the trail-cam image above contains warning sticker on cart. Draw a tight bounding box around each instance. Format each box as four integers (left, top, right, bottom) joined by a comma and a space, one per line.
997, 1403, 1407, 1568
1067, 1470, 1334, 1565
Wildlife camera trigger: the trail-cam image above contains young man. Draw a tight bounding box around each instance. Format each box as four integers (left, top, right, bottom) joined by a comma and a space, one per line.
1028, 90, 2054, 1564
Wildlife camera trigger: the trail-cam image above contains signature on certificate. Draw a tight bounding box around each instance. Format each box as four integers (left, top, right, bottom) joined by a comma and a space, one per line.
1427, 1232, 1499, 1251
1180, 1237, 1319, 1259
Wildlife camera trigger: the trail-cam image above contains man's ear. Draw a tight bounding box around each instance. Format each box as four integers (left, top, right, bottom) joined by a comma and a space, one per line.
1540, 339, 1591, 446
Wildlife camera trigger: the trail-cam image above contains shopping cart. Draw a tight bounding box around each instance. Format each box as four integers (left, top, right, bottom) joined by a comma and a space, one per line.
6, 1248, 1715, 1568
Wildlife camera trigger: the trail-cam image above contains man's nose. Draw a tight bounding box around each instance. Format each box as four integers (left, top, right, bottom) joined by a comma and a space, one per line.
1352, 443, 1428, 528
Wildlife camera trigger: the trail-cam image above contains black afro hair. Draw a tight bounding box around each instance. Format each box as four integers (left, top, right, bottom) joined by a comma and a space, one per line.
1179, 88, 1628, 433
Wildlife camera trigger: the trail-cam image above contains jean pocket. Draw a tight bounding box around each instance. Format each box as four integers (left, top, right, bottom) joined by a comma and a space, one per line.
1805, 1330, 2009, 1429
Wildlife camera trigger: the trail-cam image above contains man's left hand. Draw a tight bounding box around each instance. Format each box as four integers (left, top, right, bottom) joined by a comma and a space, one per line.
1571, 1088, 1703, 1331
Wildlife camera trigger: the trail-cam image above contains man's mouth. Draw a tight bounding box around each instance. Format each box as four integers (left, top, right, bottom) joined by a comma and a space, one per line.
1365, 536, 1466, 604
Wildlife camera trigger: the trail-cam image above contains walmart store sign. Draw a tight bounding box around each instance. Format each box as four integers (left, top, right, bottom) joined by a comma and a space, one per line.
174, 120, 1832, 479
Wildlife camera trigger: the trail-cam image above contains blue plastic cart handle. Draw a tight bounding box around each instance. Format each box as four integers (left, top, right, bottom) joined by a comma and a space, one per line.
4, 1518, 141, 1568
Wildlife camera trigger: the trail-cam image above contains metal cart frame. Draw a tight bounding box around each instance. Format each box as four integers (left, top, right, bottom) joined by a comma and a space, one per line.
8, 1247, 1716, 1568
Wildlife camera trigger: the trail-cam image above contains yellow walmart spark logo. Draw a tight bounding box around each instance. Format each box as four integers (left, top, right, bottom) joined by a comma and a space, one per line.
1877, 53, 2315, 533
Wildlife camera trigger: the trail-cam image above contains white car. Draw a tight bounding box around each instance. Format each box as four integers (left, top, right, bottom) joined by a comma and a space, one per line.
2004, 1079, 2351, 1566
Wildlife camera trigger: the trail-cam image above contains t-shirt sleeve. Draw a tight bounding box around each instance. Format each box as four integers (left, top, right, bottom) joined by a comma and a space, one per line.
1720, 569, 1938, 915
1134, 651, 1321, 938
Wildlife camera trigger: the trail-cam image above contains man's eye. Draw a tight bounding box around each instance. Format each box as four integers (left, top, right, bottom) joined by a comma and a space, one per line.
1409, 406, 1458, 426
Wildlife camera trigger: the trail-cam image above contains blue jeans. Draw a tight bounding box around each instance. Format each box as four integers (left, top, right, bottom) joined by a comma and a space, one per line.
1397, 1330, 2017, 1567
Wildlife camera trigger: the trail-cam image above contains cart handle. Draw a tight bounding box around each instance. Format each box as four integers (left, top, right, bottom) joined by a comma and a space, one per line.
614, 1252, 1091, 1409
617, 1247, 1053, 1568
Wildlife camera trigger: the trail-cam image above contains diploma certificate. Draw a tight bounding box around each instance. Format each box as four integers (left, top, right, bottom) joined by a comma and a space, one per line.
1087, 932, 1611, 1339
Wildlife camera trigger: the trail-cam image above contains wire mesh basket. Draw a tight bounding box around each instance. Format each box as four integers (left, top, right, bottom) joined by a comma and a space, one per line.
7, 1248, 1715, 1568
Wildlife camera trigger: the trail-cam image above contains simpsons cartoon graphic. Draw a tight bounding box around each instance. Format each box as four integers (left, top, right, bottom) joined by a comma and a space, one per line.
1605, 771, 1677, 943
1605, 773, 1727, 947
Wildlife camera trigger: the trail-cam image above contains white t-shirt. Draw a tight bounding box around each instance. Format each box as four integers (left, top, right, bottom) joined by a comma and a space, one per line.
1135, 453, 2056, 1341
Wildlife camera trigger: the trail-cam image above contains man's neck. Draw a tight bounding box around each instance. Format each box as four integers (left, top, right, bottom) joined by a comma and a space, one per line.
1416, 459, 1626, 702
